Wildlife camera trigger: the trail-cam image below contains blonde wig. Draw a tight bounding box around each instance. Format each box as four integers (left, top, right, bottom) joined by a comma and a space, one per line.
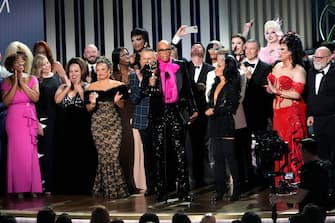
4, 41, 34, 73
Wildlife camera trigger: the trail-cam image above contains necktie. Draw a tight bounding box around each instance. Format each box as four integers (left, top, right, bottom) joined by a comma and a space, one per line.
243, 61, 255, 68
91, 65, 95, 73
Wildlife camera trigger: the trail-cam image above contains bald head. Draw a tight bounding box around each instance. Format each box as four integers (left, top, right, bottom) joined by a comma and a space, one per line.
83, 44, 100, 64
157, 40, 171, 62
313, 46, 331, 71
315, 46, 331, 56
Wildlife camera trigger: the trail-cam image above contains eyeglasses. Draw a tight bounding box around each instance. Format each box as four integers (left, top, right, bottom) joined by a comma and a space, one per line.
157, 48, 171, 52
313, 55, 329, 60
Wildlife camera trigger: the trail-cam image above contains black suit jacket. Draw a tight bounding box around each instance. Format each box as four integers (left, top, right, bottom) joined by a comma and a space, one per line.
306, 63, 335, 117
187, 62, 215, 114
243, 60, 273, 131
150, 60, 198, 120
83, 64, 97, 83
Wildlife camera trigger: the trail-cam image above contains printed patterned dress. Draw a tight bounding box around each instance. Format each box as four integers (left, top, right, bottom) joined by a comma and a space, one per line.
85, 85, 129, 199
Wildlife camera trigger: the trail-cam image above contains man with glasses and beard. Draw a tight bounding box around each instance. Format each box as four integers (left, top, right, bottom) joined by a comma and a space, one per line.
306, 46, 335, 170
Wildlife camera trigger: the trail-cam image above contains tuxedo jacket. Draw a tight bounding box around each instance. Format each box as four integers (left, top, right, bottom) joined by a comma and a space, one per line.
83, 64, 97, 83
243, 60, 273, 131
306, 63, 335, 117
150, 59, 197, 119
187, 62, 215, 114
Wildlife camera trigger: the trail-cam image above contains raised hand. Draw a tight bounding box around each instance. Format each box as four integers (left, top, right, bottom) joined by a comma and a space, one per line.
114, 91, 123, 103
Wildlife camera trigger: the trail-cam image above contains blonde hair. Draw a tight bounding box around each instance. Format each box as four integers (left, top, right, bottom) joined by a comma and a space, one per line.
4, 41, 34, 73
31, 54, 48, 78
209, 40, 222, 48
264, 20, 283, 36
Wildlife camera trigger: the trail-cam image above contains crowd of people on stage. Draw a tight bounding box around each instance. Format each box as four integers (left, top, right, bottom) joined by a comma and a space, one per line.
0, 17, 335, 211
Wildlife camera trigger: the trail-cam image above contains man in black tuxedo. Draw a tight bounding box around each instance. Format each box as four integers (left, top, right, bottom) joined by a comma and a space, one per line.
306, 46, 335, 166
82, 44, 100, 83
185, 43, 215, 189
240, 39, 273, 189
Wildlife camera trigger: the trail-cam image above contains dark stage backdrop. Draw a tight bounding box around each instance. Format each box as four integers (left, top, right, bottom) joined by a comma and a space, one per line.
0, 0, 44, 57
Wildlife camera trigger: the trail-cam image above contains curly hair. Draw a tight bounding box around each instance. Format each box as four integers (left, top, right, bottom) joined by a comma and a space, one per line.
264, 20, 283, 36
4, 51, 27, 73
96, 56, 113, 70
279, 32, 304, 67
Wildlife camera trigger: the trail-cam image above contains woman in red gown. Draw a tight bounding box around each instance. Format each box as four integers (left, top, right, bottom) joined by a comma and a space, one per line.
266, 32, 307, 184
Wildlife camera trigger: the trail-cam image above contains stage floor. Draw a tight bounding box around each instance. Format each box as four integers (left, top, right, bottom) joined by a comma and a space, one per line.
0, 187, 334, 222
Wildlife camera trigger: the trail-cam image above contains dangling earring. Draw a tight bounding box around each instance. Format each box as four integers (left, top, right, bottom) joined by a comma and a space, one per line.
144, 42, 148, 48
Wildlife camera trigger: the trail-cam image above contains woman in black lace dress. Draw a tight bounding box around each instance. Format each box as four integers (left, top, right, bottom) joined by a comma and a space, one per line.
85, 56, 129, 199
54, 57, 96, 194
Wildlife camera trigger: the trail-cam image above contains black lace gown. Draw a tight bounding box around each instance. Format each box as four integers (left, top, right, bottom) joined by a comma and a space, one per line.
84, 85, 129, 199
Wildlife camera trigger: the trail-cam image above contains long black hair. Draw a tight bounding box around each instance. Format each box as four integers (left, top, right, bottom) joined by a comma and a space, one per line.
208, 55, 241, 103
279, 31, 304, 67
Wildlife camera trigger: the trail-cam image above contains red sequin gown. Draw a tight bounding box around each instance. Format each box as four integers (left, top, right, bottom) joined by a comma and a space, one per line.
268, 73, 307, 184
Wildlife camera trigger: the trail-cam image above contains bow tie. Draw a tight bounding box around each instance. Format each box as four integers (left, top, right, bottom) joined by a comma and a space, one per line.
318, 70, 325, 75
194, 65, 200, 69
243, 61, 255, 68
314, 69, 325, 75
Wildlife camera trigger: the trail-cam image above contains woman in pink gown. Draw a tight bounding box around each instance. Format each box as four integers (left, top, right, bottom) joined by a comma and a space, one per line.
259, 19, 283, 65
266, 32, 307, 184
1, 50, 42, 196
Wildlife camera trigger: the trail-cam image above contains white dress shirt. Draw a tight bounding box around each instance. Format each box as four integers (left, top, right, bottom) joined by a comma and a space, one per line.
194, 64, 202, 83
